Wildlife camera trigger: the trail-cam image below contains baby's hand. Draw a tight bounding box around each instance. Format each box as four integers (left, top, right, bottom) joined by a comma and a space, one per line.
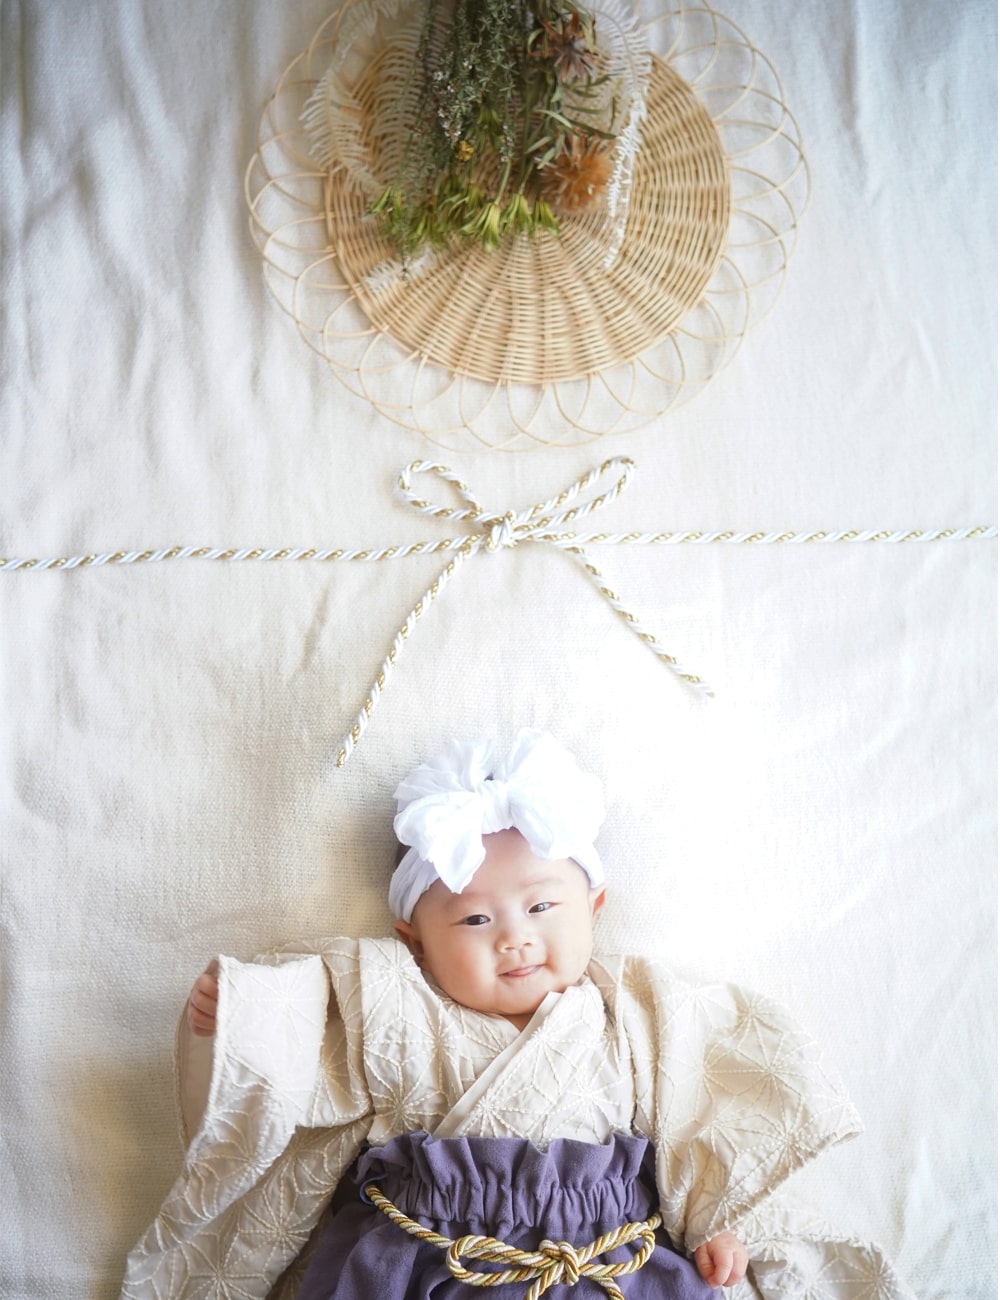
694, 1231, 748, 1288
187, 961, 219, 1037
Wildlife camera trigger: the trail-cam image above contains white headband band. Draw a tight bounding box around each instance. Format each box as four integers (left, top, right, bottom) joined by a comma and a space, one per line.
389, 729, 605, 922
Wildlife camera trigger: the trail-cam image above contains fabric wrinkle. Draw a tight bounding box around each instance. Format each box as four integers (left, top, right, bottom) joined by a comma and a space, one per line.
298, 1131, 715, 1299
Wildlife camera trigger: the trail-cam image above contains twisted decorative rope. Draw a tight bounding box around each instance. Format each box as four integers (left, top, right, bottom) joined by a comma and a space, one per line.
363, 1182, 661, 1299
2, 458, 994, 766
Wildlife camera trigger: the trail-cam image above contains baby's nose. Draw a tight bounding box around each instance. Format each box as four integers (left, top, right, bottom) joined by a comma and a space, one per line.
496, 922, 532, 950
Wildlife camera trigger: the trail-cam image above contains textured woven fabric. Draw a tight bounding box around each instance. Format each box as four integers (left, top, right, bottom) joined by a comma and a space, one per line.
121, 941, 914, 1298
0, 0, 993, 1296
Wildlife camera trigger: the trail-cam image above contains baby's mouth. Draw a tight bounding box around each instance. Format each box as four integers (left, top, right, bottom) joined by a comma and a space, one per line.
499, 965, 542, 979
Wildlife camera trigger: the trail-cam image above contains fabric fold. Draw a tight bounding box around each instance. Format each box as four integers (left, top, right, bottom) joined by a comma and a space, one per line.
122, 939, 913, 1299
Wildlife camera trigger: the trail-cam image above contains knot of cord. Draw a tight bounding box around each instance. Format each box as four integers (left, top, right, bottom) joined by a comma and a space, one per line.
333, 457, 711, 767
540, 1239, 582, 1284
443, 1230, 630, 1297
396, 457, 635, 541
485, 512, 519, 552
365, 1181, 659, 1298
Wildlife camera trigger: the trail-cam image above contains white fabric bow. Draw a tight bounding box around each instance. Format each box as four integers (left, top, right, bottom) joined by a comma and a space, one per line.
389, 730, 605, 921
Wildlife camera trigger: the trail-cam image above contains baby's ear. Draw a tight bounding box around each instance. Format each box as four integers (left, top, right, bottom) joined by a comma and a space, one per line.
590, 887, 607, 916
394, 920, 424, 958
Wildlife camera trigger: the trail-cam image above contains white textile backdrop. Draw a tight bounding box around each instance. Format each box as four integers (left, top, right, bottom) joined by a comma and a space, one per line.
0, 0, 995, 1297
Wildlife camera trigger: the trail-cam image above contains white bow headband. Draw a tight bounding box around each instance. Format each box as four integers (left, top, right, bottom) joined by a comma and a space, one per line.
389, 730, 605, 922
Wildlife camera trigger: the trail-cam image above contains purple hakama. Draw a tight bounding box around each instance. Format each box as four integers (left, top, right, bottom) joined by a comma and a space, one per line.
297, 1132, 715, 1299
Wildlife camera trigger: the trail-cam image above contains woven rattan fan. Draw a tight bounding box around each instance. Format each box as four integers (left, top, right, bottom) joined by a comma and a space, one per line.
247, 0, 808, 450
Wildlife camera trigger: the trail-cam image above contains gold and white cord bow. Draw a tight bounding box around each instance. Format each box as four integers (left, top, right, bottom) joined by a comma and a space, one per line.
1, 457, 995, 768
364, 1180, 661, 1299
334, 458, 710, 765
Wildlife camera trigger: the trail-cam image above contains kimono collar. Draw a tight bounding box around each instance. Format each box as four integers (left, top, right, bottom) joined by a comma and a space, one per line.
388, 730, 605, 922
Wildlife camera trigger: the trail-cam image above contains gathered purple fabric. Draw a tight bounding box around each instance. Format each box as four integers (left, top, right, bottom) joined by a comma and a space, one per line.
297, 1132, 715, 1299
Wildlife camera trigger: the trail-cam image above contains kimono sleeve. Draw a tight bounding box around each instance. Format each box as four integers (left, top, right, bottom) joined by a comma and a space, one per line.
592, 956, 862, 1253
729, 1195, 917, 1300
121, 946, 374, 1299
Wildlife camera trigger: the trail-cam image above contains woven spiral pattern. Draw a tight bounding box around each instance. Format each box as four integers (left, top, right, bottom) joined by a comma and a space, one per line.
246, 0, 808, 448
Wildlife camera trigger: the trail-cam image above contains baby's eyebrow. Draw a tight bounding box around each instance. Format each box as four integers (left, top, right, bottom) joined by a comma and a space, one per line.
457, 877, 565, 903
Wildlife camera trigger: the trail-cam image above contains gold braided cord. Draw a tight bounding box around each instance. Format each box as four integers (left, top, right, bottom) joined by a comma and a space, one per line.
335, 544, 474, 767
2, 521, 994, 573
2, 459, 995, 765
363, 1182, 661, 1299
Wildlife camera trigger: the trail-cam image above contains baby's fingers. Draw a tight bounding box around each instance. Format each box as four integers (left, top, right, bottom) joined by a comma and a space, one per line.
188, 1005, 217, 1035
726, 1238, 748, 1284
187, 961, 220, 1036
695, 1234, 748, 1288
695, 1240, 730, 1287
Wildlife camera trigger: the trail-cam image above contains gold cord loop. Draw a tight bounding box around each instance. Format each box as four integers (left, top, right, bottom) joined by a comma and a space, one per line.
4, 457, 995, 769
364, 1182, 660, 1297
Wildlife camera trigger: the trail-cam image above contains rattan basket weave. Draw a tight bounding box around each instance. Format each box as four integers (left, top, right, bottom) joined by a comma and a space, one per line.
247, 0, 808, 449
328, 56, 730, 385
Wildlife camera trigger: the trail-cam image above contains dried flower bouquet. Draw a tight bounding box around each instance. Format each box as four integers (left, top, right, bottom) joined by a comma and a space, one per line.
304, 0, 650, 266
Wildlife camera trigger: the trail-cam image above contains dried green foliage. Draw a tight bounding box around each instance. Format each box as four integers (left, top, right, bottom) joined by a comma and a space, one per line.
371, 0, 618, 259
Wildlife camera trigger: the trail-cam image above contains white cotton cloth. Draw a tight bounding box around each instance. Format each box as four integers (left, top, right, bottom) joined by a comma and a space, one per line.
389, 730, 605, 920
0, 0, 994, 1295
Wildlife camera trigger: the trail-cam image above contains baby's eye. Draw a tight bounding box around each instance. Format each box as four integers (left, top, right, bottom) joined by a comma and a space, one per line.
528, 901, 552, 914
460, 914, 490, 926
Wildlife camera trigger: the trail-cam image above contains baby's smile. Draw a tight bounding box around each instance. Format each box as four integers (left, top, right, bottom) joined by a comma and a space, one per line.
395, 829, 605, 1028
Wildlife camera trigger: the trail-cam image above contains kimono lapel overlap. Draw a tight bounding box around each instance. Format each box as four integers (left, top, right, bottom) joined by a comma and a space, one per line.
432, 978, 632, 1144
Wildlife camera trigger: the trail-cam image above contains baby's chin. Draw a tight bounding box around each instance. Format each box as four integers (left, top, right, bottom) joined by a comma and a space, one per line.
497, 967, 588, 1009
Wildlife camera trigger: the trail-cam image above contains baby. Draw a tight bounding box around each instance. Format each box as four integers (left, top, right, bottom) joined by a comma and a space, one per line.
187, 731, 745, 1294
124, 730, 901, 1299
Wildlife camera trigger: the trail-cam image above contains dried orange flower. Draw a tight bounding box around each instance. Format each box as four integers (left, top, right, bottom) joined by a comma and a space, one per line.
539, 12, 599, 83
542, 135, 613, 212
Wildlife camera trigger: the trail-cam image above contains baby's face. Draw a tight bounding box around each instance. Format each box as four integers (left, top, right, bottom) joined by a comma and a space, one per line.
395, 828, 605, 1031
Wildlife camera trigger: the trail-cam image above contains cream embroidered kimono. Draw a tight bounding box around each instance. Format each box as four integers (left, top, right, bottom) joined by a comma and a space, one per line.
122, 938, 914, 1299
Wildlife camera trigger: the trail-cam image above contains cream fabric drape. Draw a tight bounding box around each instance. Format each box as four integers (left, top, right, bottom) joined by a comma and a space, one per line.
0, 0, 994, 1296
